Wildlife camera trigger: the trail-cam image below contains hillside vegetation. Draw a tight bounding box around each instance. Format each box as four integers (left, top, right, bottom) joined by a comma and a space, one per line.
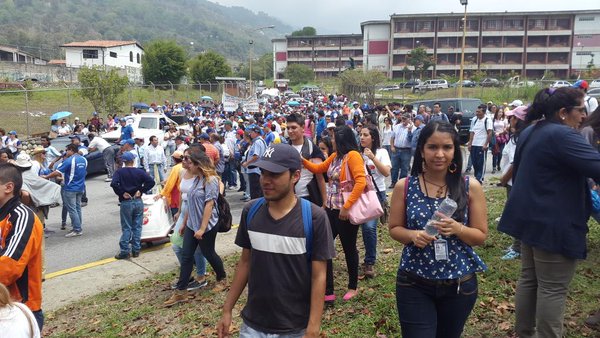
0, 0, 292, 62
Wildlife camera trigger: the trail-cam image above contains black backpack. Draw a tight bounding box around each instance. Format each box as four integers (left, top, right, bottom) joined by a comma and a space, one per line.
216, 192, 232, 233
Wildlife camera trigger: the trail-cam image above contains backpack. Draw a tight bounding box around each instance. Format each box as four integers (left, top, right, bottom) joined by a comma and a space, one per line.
216, 192, 232, 232
246, 197, 313, 263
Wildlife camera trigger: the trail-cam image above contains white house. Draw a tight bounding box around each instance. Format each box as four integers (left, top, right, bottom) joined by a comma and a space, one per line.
61, 40, 144, 83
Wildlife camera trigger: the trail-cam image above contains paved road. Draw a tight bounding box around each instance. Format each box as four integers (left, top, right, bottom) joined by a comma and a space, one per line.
44, 148, 498, 273
44, 173, 248, 274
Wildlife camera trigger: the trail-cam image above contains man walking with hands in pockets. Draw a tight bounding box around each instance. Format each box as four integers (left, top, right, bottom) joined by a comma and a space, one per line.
217, 143, 335, 338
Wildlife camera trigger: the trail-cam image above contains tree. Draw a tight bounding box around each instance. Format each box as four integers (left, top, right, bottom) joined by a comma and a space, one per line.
291, 26, 317, 36
284, 64, 314, 85
235, 53, 274, 81
189, 50, 232, 83
142, 40, 187, 84
77, 66, 129, 115
338, 69, 386, 105
406, 47, 435, 79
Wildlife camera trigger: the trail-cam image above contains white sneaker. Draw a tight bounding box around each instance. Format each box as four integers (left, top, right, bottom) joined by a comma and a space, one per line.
65, 230, 82, 238
105, 177, 112, 182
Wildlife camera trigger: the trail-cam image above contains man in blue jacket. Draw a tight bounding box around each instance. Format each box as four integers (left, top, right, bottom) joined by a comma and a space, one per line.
110, 152, 154, 259
44, 144, 87, 237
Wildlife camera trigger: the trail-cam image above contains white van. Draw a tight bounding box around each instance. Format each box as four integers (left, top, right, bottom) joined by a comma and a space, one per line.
412, 79, 449, 93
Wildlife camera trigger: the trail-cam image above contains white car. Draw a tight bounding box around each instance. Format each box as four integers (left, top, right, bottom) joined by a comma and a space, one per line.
412, 79, 449, 93
510, 81, 537, 88
590, 79, 600, 89
550, 80, 572, 88
101, 113, 183, 144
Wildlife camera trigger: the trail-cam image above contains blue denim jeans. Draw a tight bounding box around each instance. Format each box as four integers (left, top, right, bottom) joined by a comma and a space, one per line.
119, 199, 144, 254
361, 191, 387, 265
63, 190, 83, 232
172, 200, 206, 276
240, 322, 305, 338
148, 163, 164, 182
33, 310, 44, 332
396, 270, 478, 338
391, 148, 412, 185
470, 146, 486, 183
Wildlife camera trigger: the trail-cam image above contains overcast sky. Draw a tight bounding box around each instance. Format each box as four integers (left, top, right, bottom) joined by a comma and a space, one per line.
212, 0, 600, 34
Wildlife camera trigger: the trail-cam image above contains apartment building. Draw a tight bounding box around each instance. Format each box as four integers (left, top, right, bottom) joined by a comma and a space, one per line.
273, 34, 363, 79
273, 10, 600, 80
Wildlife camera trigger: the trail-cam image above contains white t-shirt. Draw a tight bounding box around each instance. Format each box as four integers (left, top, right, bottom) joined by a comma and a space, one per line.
88, 137, 110, 152
500, 138, 517, 186
292, 143, 318, 197
365, 148, 391, 192
493, 119, 508, 135
381, 125, 393, 146
0, 303, 41, 338
469, 116, 493, 147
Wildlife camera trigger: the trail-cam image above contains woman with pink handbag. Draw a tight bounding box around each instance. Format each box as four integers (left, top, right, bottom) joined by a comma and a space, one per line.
303, 124, 367, 304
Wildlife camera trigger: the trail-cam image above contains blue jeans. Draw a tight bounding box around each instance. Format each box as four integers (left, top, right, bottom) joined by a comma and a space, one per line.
396, 271, 478, 338
33, 310, 44, 332
361, 191, 387, 265
391, 148, 412, 185
119, 199, 144, 254
148, 163, 164, 182
240, 322, 305, 338
172, 200, 206, 276
470, 146, 486, 183
63, 190, 83, 232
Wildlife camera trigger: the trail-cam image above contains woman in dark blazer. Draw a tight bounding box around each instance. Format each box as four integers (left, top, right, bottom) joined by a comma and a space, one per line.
498, 87, 600, 338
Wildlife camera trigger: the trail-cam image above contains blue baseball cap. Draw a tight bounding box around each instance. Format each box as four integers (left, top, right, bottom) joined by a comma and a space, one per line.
121, 151, 137, 162
199, 133, 210, 140
119, 139, 135, 146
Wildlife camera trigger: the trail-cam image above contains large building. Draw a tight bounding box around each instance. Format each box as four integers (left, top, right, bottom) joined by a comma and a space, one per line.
61, 40, 144, 83
274, 9, 600, 79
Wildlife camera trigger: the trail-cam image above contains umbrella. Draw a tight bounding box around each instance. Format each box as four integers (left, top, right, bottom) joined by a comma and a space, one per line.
286, 100, 300, 107
50, 111, 72, 120
132, 102, 150, 109
201, 96, 213, 101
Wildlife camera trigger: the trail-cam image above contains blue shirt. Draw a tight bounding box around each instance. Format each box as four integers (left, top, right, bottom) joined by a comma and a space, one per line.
121, 125, 134, 141
57, 154, 87, 192
247, 137, 267, 175
410, 125, 424, 152
400, 176, 486, 279
110, 167, 155, 202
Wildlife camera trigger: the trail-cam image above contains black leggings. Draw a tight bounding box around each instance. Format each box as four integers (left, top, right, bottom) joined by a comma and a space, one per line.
177, 226, 226, 290
325, 208, 359, 294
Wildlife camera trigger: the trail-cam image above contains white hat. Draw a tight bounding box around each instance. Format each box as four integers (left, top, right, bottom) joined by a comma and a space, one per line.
509, 99, 523, 107
10, 153, 32, 169
327, 122, 336, 129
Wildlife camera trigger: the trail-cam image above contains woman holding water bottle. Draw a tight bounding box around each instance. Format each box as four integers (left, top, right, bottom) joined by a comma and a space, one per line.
388, 121, 488, 338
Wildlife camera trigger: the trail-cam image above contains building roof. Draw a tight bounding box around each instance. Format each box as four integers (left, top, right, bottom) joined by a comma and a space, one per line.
0, 45, 19, 53
286, 34, 363, 39
60, 40, 143, 50
390, 9, 600, 19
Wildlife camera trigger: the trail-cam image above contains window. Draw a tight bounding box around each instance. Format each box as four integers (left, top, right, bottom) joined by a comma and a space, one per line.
82, 49, 98, 59
579, 17, 595, 21
136, 53, 140, 64
109, 51, 117, 58
483, 19, 502, 31
504, 19, 524, 30
416, 20, 433, 32
129, 51, 133, 62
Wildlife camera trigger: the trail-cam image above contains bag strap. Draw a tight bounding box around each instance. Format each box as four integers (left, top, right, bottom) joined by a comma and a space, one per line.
246, 197, 265, 227
364, 155, 381, 194
15, 303, 35, 338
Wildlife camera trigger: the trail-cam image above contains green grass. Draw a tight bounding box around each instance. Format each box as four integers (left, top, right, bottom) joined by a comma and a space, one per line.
44, 186, 600, 337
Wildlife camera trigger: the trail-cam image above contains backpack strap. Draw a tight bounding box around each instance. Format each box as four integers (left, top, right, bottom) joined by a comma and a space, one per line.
246, 197, 265, 228
300, 198, 313, 263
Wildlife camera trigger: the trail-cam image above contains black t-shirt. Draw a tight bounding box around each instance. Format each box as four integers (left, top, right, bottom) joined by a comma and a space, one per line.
235, 199, 335, 334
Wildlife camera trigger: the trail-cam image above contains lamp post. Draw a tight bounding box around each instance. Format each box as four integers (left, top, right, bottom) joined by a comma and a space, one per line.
248, 25, 275, 95
458, 0, 468, 98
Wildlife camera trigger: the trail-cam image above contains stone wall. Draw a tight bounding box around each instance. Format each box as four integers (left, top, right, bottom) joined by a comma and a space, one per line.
0, 62, 140, 83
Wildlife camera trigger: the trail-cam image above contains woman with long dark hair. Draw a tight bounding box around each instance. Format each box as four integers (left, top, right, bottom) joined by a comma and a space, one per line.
491, 107, 509, 173
358, 124, 390, 278
303, 125, 366, 303
389, 121, 488, 338
499, 87, 600, 337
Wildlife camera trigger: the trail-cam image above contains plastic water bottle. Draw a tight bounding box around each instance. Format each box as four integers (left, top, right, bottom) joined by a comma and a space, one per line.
424, 197, 458, 236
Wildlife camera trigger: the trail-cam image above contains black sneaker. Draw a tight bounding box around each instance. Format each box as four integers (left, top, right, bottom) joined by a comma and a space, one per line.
60, 223, 67, 230
132, 251, 140, 258
186, 279, 208, 291
114, 252, 130, 260
81, 201, 88, 207
237, 187, 245, 192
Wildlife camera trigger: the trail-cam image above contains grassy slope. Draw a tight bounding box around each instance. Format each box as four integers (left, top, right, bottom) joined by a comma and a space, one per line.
44, 184, 600, 337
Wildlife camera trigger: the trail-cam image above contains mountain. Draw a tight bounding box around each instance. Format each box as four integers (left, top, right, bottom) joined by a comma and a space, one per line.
0, 0, 292, 62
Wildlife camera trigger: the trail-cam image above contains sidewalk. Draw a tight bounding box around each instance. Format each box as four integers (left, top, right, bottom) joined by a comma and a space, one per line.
43, 231, 240, 312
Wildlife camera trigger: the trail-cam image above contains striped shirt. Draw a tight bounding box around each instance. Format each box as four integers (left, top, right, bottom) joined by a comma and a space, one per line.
392, 123, 412, 148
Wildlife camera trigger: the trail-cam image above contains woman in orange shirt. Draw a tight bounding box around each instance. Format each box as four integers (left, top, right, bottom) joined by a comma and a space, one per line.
303, 125, 366, 304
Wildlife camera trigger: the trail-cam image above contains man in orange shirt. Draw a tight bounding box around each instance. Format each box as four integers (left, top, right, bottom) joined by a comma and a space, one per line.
0, 163, 43, 331
198, 133, 220, 165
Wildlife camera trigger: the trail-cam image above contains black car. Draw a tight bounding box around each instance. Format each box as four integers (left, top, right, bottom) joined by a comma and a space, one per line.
479, 78, 503, 87
50, 136, 107, 176
410, 98, 483, 144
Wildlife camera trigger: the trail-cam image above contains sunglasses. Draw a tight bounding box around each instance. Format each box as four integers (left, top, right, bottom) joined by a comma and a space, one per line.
182, 155, 191, 161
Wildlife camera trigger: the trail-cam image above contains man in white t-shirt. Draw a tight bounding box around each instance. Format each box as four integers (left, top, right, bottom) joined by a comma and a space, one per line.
467, 104, 493, 183
285, 113, 327, 206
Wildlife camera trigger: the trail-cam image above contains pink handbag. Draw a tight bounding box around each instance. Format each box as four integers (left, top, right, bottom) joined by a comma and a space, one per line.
340, 157, 384, 225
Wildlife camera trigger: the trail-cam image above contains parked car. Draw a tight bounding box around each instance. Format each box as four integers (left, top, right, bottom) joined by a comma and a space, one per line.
509, 80, 537, 88
300, 85, 321, 94
550, 80, 572, 88
451, 80, 477, 88
378, 85, 400, 91
102, 113, 182, 144
479, 78, 503, 87
400, 79, 421, 88
589, 79, 600, 89
412, 79, 449, 93
410, 98, 483, 144
50, 136, 106, 176
588, 88, 600, 100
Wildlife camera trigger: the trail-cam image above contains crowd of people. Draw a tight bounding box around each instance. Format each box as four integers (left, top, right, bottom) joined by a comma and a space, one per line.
0, 78, 599, 337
